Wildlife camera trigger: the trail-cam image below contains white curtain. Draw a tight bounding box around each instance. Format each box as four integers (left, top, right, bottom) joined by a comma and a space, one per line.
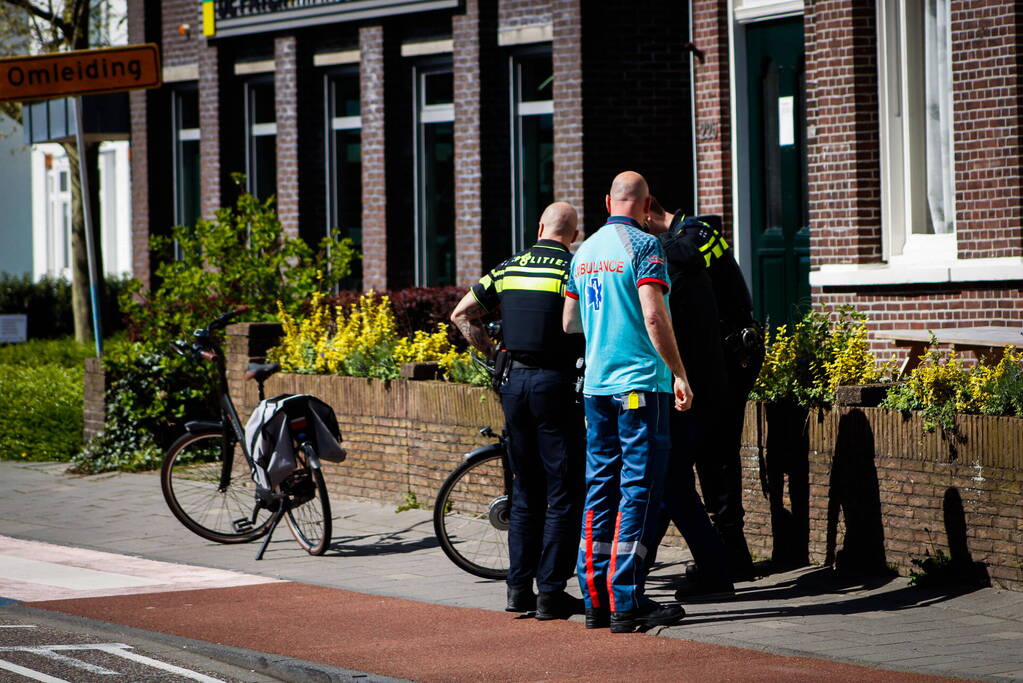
923, 0, 954, 234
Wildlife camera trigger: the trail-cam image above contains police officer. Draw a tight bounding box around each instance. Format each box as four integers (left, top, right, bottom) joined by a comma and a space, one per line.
647, 201, 763, 585
450, 201, 586, 620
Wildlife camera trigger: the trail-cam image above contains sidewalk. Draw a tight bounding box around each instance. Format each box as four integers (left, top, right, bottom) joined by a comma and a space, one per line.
2, 461, 1023, 681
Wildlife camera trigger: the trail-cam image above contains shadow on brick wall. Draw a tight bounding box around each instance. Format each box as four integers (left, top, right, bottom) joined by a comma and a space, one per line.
826, 409, 888, 575
939, 487, 990, 587
764, 402, 810, 567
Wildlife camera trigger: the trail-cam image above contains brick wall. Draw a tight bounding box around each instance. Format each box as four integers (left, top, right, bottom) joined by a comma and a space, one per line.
223, 323, 1023, 591
951, 1, 1023, 260
499, 0, 551, 30
82, 358, 106, 441
740, 402, 1023, 591
198, 43, 223, 219
359, 25, 389, 291
805, 0, 882, 268
691, 0, 733, 238
161, 0, 198, 67
275, 35, 300, 238
575, 1, 694, 229
551, 0, 585, 229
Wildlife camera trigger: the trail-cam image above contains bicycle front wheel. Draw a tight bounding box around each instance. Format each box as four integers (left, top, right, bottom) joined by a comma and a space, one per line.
283, 448, 332, 555
434, 452, 510, 580
161, 430, 274, 544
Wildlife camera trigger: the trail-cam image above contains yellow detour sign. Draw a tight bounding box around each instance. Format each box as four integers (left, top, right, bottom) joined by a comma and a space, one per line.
0, 44, 161, 103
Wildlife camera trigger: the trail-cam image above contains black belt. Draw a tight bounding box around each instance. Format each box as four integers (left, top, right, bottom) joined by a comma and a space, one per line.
510, 360, 573, 373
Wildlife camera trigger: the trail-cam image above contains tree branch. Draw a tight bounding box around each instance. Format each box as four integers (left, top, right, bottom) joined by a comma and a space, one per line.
0, 0, 73, 41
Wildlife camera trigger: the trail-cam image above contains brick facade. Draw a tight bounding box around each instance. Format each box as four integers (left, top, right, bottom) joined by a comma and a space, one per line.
275, 36, 300, 238
951, 1, 1023, 260
804, 0, 883, 267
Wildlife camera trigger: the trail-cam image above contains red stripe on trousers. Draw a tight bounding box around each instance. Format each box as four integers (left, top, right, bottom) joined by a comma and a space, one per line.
607, 511, 622, 613
584, 509, 600, 608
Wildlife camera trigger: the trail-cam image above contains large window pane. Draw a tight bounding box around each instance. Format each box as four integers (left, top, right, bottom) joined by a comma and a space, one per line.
179, 139, 201, 228
519, 113, 553, 242
252, 134, 277, 202
421, 120, 455, 286
334, 128, 362, 287
247, 80, 276, 201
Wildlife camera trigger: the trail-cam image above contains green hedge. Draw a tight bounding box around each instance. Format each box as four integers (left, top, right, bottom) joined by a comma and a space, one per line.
0, 337, 94, 368
0, 272, 130, 339
0, 363, 83, 461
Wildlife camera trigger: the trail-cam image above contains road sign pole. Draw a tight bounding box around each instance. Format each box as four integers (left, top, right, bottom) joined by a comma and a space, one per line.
73, 95, 104, 358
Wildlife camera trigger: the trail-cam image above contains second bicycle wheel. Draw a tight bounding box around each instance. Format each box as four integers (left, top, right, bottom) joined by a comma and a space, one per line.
434, 452, 510, 580
161, 430, 274, 544
283, 454, 332, 555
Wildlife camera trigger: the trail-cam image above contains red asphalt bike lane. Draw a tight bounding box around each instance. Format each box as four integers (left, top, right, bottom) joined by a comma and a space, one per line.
30, 582, 958, 682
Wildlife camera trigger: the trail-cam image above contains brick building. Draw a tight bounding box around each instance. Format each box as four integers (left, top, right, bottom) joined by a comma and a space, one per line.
128, 0, 695, 292
129, 0, 1021, 332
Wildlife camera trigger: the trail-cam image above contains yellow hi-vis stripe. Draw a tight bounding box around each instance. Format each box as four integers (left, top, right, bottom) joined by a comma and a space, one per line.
495, 275, 565, 295
203, 0, 216, 36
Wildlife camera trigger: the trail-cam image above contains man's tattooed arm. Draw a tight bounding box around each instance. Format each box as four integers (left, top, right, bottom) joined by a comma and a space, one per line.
450, 292, 494, 358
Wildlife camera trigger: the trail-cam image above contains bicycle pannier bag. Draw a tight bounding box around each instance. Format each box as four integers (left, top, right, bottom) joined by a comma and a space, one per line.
244, 394, 345, 489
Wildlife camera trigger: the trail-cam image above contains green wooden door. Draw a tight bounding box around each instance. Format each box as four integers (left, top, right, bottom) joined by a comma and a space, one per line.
746, 18, 809, 330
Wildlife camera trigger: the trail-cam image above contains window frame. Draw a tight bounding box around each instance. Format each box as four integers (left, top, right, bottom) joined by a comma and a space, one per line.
171, 84, 201, 240
243, 76, 277, 201
412, 58, 455, 286
877, 0, 956, 264
509, 45, 554, 254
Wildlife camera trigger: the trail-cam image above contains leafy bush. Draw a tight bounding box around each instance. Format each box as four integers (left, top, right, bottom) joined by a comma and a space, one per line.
751, 306, 896, 409
0, 363, 83, 461
270, 291, 488, 386
881, 343, 1023, 433
0, 272, 130, 338
77, 180, 356, 473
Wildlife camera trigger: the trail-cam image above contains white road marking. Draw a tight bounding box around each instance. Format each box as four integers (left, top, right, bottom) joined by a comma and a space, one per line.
94, 644, 227, 682
0, 644, 227, 682
0, 658, 69, 682
18, 647, 120, 675
0, 625, 37, 628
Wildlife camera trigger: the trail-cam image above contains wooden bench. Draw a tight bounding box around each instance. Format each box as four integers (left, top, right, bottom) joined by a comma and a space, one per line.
875, 326, 1023, 376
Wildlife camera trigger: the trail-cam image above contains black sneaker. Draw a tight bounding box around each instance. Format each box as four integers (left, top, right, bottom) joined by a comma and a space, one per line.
506, 584, 536, 613
535, 591, 584, 620
610, 600, 685, 633
673, 579, 735, 602
585, 607, 610, 629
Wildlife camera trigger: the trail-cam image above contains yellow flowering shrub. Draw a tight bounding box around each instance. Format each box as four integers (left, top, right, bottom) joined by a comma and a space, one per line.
752, 306, 895, 408
270, 296, 489, 386
881, 342, 1023, 433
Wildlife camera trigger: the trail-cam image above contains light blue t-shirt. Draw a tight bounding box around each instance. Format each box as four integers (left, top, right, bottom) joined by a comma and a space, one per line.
566, 216, 672, 395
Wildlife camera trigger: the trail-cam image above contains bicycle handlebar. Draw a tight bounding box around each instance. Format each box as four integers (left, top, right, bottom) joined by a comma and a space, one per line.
209, 306, 249, 331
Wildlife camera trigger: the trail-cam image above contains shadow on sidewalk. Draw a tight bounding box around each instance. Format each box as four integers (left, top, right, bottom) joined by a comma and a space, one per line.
324, 518, 439, 558
655, 565, 988, 627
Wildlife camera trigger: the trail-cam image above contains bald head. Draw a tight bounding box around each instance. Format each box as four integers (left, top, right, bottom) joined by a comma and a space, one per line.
537, 201, 579, 247
606, 171, 651, 222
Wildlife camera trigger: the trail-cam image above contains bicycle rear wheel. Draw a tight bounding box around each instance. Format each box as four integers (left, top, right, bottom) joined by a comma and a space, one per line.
433, 452, 510, 580
283, 448, 332, 555
161, 430, 273, 544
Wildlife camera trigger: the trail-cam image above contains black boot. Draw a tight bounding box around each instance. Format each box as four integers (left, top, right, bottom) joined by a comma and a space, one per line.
535, 590, 584, 620
506, 584, 536, 613
610, 600, 685, 633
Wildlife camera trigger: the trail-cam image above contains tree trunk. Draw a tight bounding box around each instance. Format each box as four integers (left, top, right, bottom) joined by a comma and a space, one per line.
64, 139, 104, 345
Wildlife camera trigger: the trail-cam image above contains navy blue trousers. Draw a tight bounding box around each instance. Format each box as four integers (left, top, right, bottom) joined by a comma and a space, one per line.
500, 367, 585, 593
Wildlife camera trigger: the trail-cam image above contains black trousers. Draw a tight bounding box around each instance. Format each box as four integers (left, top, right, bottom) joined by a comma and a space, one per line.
500, 367, 585, 593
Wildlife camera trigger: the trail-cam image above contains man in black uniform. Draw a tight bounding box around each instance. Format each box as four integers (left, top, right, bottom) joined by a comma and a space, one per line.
647, 200, 763, 587
450, 201, 586, 620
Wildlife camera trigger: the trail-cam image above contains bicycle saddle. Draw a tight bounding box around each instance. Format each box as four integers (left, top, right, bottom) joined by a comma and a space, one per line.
245, 362, 281, 382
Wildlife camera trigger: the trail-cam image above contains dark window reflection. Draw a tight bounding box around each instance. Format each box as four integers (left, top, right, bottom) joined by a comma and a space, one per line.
422, 120, 455, 286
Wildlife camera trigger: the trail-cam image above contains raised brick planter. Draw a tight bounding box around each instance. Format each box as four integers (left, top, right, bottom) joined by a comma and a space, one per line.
215, 322, 1023, 591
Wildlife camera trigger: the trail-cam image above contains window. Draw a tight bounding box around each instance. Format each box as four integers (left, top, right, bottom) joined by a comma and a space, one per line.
414, 64, 455, 286
326, 71, 362, 288
877, 0, 954, 261
510, 50, 554, 253
245, 78, 277, 201
172, 86, 201, 234
44, 155, 71, 277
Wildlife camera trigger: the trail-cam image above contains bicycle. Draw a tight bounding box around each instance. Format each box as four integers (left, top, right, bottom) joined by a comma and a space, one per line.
160, 307, 335, 560
433, 425, 512, 580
